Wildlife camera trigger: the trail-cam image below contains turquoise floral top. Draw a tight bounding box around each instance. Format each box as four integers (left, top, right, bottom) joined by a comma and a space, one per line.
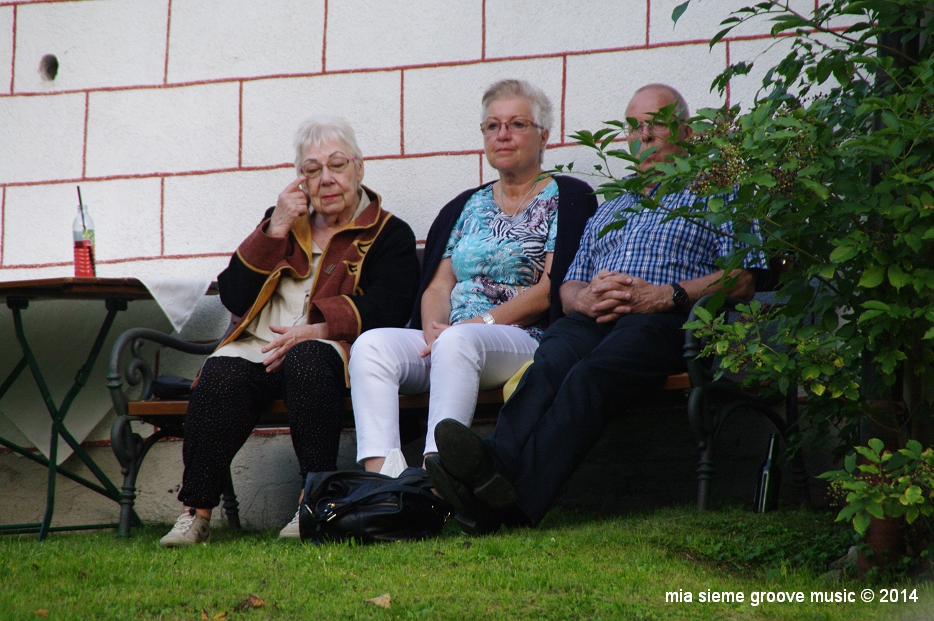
443, 180, 559, 340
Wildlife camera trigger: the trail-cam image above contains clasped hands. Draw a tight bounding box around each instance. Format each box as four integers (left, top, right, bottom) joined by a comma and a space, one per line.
260, 323, 328, 372
578, 270, 671, 322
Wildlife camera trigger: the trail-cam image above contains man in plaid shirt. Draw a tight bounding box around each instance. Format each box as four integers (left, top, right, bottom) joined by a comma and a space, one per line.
427, 84, 763, 534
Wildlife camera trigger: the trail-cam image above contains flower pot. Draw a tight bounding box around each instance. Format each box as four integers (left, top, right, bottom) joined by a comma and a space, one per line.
857, 516, 905, 571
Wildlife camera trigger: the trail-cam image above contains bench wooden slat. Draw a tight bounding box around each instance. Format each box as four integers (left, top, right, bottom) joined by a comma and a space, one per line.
662, 373, 691, 391
125, 373, 692, 419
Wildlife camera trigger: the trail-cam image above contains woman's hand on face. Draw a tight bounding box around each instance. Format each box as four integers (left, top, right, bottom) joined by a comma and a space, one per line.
419, 321, 450, 358
267, 176, 310, 238
261, 324, 325, 372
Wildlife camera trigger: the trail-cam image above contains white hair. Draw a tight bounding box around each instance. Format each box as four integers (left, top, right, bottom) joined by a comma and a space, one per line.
293, 115, 363, 172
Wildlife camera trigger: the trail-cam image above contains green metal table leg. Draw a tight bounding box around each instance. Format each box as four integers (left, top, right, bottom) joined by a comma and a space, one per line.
4, 297, 128, 540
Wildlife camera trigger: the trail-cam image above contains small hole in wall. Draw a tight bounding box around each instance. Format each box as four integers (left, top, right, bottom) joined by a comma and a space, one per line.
39, 54, 59, 81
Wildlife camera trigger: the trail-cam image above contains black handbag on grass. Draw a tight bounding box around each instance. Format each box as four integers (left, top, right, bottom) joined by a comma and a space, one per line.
299, 467, 452, 543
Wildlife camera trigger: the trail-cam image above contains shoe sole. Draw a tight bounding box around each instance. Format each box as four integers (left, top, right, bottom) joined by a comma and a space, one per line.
434, 419, 518, 508
425, 457, 500, 535
159, 531, 210, 548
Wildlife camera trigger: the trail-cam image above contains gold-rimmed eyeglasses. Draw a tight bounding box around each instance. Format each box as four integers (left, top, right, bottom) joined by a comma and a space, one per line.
301, 155, 356, 179
480, 118, 544, 136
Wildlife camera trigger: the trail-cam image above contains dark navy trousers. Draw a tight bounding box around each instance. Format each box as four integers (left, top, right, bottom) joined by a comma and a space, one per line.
486, 311, 688, 524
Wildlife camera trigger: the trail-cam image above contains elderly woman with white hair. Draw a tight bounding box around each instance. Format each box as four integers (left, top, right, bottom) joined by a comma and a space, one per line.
349, 79, 597, 476
160, 116, 419, 547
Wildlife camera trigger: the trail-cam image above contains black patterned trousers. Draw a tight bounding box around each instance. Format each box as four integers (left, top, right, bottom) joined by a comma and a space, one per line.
178, 340, 346, 509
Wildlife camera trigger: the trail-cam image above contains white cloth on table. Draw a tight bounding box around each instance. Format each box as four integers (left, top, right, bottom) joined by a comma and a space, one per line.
0, 278, 209, 464
138, 277, 212, 333
349, 323, 538, 463
0, 298, 172, 464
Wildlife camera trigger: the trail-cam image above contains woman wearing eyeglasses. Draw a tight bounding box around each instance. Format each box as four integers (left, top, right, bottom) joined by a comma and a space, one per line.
349, 79, 597, 477
160, 116, 419, 547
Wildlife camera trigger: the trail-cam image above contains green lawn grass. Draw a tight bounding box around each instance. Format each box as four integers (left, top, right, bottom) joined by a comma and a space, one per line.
0, 507, 930, 620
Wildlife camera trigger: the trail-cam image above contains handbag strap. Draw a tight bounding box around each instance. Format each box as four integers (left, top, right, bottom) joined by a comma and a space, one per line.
311, 481, 444, 523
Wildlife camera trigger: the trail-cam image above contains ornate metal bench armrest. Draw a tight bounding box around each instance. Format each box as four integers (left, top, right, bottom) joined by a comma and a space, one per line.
106, 327, 222, 419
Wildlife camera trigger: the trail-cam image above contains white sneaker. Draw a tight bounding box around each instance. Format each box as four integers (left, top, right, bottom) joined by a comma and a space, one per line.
278, 509, 301, 539
160, 510, 211, 548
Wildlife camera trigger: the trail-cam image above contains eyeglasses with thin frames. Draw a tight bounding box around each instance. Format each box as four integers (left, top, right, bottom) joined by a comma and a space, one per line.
480, 118, 544, 136
301, 155, 356, 180
625, 120, 672, 138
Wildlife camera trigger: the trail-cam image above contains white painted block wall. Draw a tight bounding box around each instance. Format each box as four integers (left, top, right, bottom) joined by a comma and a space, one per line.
0, 0, 789, 527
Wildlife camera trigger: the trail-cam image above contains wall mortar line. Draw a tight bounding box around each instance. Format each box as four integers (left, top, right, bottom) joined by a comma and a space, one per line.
560, 55, 567, 142
163, 0, 173, 84
399, 70, 405, 155
725, 40, 732, 108
481, 0, 486, 60
321, 0, 328, 72
0, 32, 795, 101
0, 251, 233, 272
645, 0, 651, 46
159, 177, 165, 256
8, 4, 16, 94
238, 81, 244, 168
81, 91, 89, 178
1, 185, 5, 265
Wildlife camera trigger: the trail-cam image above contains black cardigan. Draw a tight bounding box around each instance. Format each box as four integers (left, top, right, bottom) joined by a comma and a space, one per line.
410, 175, 598, 329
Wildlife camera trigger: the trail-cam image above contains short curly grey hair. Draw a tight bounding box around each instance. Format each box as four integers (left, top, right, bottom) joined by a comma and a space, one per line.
481, 78, 553, 132
481, 79, 553, 162
293, 115, 363, 173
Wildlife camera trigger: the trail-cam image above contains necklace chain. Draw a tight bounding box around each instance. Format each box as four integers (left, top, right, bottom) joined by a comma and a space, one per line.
498, 180, 539, 216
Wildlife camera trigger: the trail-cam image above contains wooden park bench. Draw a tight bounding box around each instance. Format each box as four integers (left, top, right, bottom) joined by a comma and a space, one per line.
106, 292, 807, 537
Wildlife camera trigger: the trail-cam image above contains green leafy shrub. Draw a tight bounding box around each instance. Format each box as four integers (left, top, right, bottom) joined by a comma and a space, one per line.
820, 438, 934, 556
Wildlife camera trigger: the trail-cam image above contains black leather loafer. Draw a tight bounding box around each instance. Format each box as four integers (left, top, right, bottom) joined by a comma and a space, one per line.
425, 455, 501, 535
434, 419, 518, 509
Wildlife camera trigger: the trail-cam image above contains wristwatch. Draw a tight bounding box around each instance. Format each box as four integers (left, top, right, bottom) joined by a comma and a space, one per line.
480, 311, 496, 325
670, 282, 690, 310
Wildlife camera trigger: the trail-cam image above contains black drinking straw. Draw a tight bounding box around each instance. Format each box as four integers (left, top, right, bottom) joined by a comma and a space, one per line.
77, 186, 86, 230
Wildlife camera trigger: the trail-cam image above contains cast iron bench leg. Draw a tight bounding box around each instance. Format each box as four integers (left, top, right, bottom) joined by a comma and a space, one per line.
222, 470, 241, 529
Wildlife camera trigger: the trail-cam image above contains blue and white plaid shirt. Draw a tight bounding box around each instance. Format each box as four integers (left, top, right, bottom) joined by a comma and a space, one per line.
564, 185, 764, 286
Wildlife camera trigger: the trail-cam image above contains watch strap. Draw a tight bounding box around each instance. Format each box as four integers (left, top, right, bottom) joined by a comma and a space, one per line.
670, 282, 690, 309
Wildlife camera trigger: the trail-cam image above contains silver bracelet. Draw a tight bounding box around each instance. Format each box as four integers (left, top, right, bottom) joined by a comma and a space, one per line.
480, 311, 496, 325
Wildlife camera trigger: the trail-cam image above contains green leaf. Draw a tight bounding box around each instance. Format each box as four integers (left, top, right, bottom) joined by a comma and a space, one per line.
901, 485, 922, 505
748, 173, 777, 188
829, 245, 859, 262
862, 301, 890, 311
865, 502, 885, 520
868, 438, 885, 453
906, 506, 920, 524
818, 264, 836, 279
888, 265, 910, 290
844, 452, 857, 473
853, 511, 870, 535
710, 26, 734, 48
800, 178, 830, 200
859, 265, 886, 288
671, 1, 690, 26
923, 326, 934, 340
904, 233, 922, 252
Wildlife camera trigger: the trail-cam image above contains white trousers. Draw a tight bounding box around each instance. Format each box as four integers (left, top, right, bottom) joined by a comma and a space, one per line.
349, 323, 539, 462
